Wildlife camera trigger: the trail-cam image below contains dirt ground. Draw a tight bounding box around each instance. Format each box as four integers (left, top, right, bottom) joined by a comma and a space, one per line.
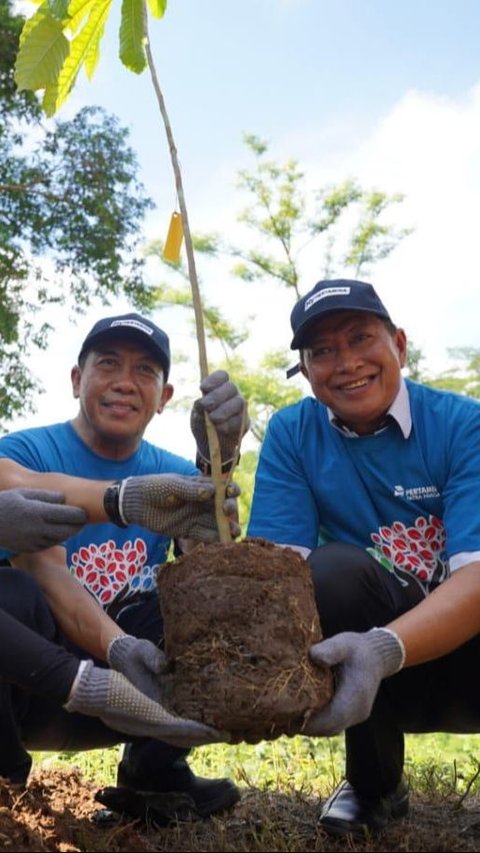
3, 766, 480, 852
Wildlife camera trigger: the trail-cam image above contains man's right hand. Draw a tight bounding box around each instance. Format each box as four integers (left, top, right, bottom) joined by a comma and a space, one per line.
103, 474, 241, 540
64, 660, 228, 748
0, 488, 87, 552
303, 628, 405, 736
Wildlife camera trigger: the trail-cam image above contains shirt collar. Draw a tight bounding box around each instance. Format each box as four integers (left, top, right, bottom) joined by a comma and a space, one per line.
328, 377, 412, 439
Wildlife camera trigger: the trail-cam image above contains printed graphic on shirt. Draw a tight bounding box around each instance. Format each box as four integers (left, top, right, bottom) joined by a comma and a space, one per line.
393, 483, 441, 500
70, 538, 160, 610
367, 514, 449, 591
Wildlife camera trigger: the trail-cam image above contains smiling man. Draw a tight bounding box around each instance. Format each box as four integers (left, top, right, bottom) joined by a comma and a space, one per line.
0, 312, 248, 827
248, 279, 480, 838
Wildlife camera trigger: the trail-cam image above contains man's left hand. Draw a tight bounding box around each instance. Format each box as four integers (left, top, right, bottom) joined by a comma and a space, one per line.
105, 474, 241, 541
303, 628, 405, 736
191, 370, 249, 470
107, 635, 166, 703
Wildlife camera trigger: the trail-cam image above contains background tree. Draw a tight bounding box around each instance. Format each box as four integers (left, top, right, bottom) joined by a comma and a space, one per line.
424, 348, 480, 397
0, 1, 154, 428
146, 134, 413, 443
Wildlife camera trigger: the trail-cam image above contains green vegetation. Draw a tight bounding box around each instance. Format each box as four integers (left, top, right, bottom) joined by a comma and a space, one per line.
0, 1, 155, 428
32, 732, 480, 801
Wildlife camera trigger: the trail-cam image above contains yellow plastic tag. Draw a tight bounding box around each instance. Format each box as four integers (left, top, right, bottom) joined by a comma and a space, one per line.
163, 212, 184, 262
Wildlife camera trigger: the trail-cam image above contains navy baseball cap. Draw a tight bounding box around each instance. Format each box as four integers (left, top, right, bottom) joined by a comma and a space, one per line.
286, 279, 392, 378
78, 312, 171, 380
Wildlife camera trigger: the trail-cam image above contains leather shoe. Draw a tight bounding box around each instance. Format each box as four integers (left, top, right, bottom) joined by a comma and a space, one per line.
319, 777, 409, 838
95, 764, 240, 828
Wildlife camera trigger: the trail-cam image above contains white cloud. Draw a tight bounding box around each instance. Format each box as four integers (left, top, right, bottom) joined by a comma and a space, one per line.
250, 84, 480, 372
355, 85, 480, 370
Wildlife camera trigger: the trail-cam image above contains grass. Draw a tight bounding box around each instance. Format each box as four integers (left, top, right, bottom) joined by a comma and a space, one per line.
32, 732, 480, 799
29, 734, 480, 852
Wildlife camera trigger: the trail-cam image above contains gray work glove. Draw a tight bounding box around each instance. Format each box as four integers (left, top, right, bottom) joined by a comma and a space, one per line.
104, 474, 241, 541
64, 660, 228, 748
107, 635, 165, 703
0, 488, 87, 552
303, 628, 405, 736
190, 370, 250, 471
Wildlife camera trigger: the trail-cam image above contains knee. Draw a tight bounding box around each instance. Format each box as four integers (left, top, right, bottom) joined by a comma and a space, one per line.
307, 542, 380, 636
0, 567, 43, 602
0, 569, 53, 628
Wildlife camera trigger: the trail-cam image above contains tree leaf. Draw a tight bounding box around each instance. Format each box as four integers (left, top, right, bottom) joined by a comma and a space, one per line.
15, 13, 69, 91
66, 0, 96, 36
146, 0, 168, 18
84, 21, 104, 79
120, 0, 146, 74
47, 0, 71, 19
44, 0, 112, 115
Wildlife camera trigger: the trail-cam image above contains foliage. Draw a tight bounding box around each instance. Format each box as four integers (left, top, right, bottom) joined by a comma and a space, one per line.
0, 1, 155, 427
232, 134, 412, 296
14, 0, 168, 116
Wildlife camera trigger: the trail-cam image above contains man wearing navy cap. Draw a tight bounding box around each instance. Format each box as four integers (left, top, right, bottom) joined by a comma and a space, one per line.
0, 311, 248, 826
248, 279, 480, 838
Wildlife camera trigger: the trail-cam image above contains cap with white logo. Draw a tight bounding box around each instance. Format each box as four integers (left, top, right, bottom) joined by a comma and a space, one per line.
290, 278, 391, 350
286, 279, 392, 378
78, 312, 171, 379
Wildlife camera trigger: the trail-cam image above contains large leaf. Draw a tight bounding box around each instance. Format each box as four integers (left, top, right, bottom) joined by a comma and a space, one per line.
43, 0, 112, 114
84, 18, 106, 79
15, 13, 69, 91
147, 0, 167, 18
19, 3, 46, 48
120, 0, 146, 73
47, 0, 71, 18
66, 0, 96, 35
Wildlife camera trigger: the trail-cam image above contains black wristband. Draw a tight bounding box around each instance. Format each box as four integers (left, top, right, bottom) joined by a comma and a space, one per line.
103, 481, 128, 528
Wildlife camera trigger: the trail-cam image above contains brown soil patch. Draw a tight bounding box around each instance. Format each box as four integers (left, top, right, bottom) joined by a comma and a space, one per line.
158, 538, 333, 740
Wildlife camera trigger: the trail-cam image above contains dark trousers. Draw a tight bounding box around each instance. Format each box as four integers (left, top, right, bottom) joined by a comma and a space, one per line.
0, 569, 188, 785
308, 543, 480, 797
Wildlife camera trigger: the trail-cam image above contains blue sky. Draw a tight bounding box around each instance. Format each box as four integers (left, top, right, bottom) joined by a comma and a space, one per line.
68, 0, 480, 207
12, 0, 480, 453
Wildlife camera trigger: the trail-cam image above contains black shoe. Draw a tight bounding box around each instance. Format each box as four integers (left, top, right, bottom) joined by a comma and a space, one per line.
95, 764, 240, 828
319, 778, 409, 838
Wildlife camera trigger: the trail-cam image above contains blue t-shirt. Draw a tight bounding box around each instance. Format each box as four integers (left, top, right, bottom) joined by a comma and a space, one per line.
248, 380, 480, 592
0, 422, 198, 611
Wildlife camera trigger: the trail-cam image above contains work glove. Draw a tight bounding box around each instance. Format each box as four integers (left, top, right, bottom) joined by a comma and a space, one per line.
103, 474, 241, 540
64, 660, 227, 748
190, 370, 250, 473
303, 628, 405, 736
0, 488, 87, 552
107, 635, 165, 703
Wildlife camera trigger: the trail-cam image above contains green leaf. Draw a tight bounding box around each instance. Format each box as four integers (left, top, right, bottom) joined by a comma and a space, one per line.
120, 0, 146, 73
47, 0, 71, 19
66, 0, 96, 35
44, 0, 113, 114
42, 78, 61, 115
15, 14, 69, 91
84, 21, 105, 79
147, 0, 167, 18
19, 3, 48, 48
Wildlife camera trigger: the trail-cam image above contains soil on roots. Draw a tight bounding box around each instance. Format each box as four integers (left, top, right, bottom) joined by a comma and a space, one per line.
157, 538, 333, 740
